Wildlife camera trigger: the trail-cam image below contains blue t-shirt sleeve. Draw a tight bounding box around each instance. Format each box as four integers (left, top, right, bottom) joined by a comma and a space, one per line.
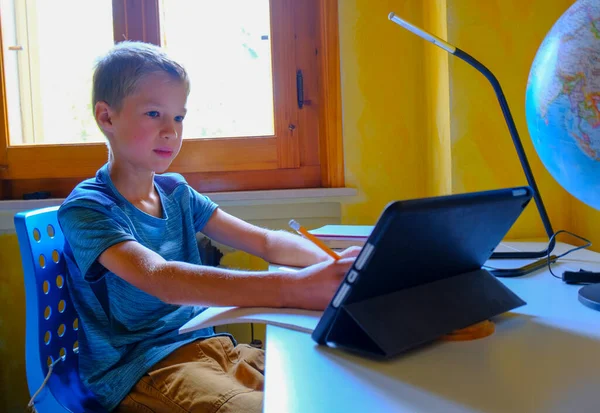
58, 204, 136, 282
188, 186, 218, 232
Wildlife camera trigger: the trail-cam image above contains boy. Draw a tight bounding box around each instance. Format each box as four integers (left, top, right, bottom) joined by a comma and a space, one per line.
58, 41, 358, 412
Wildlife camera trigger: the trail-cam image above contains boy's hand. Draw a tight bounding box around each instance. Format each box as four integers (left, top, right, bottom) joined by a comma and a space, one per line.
285, 257, 356, 310
338, 246, 362, 259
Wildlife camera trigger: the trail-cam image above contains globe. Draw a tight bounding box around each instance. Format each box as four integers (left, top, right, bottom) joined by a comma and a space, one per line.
526, 0, 600, 210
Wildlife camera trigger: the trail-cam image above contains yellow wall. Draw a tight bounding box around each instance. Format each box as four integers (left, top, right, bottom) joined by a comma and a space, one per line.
0, 234, 29, 411
423, 0, 451, 196
339, 0, 429, 224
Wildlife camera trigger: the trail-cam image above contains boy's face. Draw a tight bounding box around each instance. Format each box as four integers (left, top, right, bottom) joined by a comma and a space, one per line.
104, 72, 188, 174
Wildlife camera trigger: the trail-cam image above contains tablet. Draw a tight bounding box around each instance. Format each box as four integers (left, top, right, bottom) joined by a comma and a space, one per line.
311, 186, 532, 357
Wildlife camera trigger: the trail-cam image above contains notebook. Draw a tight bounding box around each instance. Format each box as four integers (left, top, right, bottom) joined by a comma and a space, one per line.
308, 225, 373, 248
179, 306, 321, 334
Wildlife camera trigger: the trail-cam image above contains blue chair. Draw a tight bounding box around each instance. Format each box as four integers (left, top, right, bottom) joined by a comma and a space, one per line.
15, 206, 106, 413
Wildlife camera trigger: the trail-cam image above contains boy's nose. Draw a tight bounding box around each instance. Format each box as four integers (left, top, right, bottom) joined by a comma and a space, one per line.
162, 124, 178, 140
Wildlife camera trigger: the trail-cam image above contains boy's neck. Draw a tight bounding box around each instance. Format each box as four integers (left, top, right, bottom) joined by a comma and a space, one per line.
108, 162, 158, 203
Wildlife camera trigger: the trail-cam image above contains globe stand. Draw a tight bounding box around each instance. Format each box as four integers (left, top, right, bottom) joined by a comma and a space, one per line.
578, 284, 600, 312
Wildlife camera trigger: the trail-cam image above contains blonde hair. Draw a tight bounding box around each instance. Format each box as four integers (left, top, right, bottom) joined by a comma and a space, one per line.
92, 41, 189, 161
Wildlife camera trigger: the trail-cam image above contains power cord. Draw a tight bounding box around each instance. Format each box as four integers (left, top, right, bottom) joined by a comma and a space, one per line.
249, 323, 263, 349
485, 229, 594, 281
28, 356, 63, 412
545, 230, 596, 283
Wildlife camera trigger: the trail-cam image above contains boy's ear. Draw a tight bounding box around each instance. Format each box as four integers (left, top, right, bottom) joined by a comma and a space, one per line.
95, 101, 114, 133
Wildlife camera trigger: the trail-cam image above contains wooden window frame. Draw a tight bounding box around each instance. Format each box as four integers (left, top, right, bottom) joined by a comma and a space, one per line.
0, 0, 343, 199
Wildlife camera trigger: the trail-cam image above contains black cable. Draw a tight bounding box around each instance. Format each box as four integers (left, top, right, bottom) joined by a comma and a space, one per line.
249, 323, 263, 349
545, 230, 592, 280
484, 229, 592, 278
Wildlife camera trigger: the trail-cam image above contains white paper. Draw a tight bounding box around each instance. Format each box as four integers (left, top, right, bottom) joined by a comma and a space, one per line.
179, 306, 323, 335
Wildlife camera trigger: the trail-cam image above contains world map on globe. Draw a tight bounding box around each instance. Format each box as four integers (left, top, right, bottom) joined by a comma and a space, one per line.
526, 0, 600, 210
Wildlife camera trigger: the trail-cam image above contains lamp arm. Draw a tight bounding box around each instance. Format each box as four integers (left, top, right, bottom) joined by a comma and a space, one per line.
453, 49, 555, 240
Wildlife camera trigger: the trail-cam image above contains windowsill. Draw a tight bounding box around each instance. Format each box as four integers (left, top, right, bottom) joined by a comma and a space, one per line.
206, 187, 357, 205
0, 187, 358, 233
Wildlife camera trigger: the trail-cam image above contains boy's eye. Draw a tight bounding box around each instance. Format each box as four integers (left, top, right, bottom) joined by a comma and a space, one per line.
175, 115, 185, 122
146, 111, 160, 118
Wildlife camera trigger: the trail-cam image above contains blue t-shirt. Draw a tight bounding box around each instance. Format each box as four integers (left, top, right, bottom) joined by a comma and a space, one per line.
58, 163, 222, 411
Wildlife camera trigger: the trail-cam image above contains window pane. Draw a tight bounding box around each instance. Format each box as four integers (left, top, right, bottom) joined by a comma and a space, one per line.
6, 0, 113, 145
160, 0, 275, 139
0, 0, 24, 144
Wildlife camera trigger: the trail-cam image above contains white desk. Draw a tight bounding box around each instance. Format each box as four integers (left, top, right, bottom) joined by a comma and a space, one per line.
263, 242, 600, 413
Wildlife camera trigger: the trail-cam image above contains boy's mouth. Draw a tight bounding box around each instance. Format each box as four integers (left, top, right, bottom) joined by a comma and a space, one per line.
153, 148, 173, 158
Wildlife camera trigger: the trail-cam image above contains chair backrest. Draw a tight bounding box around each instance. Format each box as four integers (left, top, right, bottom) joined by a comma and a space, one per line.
15, 206, 106, 413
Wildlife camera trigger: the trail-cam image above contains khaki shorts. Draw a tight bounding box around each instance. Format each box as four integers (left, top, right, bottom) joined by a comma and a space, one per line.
114, 336, 264, 413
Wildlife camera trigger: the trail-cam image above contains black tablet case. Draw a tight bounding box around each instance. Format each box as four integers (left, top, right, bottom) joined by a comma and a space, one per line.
312, 187, 531, 358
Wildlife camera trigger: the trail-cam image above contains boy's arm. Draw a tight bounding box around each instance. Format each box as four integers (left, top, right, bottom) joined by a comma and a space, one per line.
98, 240, 354, 309
201, 208, 355, 267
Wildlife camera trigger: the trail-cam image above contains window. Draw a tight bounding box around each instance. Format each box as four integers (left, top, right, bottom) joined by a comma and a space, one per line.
0, 0, 114, 146
0, 0, 343, 199
161, 0, 275, 139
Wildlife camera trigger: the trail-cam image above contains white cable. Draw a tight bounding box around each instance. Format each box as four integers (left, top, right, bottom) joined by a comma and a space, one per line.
28, 356, 63, 412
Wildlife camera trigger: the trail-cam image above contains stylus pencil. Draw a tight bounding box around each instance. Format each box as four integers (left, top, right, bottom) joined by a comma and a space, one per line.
289, 219, 341, 261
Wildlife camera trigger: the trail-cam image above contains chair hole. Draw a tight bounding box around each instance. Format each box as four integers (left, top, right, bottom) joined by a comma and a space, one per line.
38, 254, 46, 269
56, 275, 64, 289
47, 356, 54, 367
33, 228, 41, 242
44, 331, 51, 345
52, 250, 60, 264
43, 280, 50, 294
73, 340, 79, 354
73, 318, 79, 331
57, 324, 66, 337
58, 300, 66, 313
47, 224, 55, 238
59, 347, 67, 361
44, 306, 52, 320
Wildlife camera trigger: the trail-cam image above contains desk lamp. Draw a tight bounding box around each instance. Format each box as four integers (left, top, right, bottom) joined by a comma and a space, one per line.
388, 13, 555, 262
